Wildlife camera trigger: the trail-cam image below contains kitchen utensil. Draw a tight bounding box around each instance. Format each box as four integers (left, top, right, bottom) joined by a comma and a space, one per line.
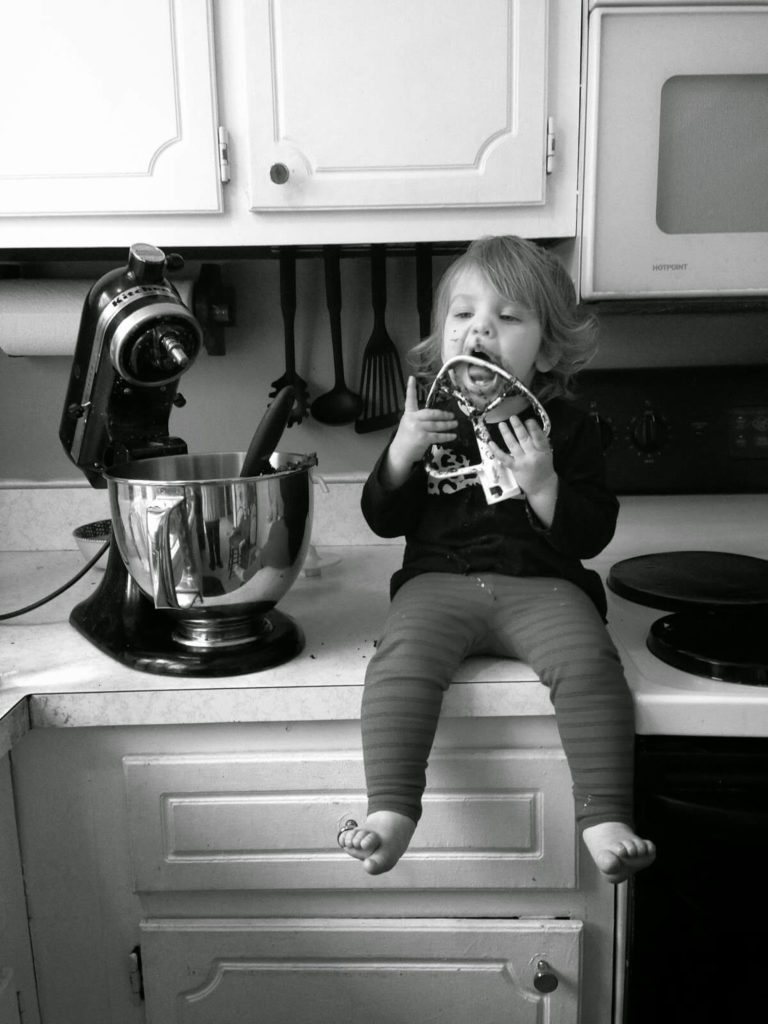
355, 244, 406, 434
424, 355, 551, 505
414, 242, 433, 405
269, 248, 310, 425
240, 385, 295, 477
73, 519, 111, 568
59, 243, 315, 676
415, 242, 433, 339
310, 246, 362, 425
106, 450, 315, 640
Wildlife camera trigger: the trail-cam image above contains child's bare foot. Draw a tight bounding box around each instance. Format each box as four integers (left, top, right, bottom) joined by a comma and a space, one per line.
336, 810, 416, 875
582, 821, 656, 883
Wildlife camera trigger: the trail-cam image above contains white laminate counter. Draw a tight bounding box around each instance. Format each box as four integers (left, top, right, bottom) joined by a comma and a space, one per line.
3, 494, 768, 756
0, 545, 551, 756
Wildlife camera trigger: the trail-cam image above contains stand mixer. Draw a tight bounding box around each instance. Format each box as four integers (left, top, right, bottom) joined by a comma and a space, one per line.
59, 243, 315, 677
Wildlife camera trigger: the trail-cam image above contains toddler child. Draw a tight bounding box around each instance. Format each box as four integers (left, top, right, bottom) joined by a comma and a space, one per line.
337, 236, 655, 883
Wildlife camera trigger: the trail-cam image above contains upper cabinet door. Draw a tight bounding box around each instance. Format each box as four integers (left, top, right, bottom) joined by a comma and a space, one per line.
245, 0, 549, 211
0, 0, 221, 217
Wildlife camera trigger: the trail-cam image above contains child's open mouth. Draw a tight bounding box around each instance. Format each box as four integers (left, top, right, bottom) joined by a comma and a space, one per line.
467, 362, 497, 385
453, 351, 505, 407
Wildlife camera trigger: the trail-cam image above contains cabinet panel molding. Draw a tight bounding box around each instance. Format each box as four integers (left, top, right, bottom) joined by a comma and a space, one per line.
139, 918, 582, 1024
124, 747, 575, 890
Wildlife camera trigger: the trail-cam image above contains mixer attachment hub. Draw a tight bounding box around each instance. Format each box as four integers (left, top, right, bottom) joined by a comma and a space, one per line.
172, 613, 275, 650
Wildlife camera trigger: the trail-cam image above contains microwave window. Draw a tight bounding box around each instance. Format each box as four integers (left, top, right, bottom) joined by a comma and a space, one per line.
656, 75, 768, 235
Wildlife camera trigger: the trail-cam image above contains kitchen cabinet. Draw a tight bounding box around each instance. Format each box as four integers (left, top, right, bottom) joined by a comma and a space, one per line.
0, 0, 582, 247
0, 0, 222, 218
0, 755, 39, 1024
140, 920, 582, 1023
246, 0, 550, 212
10, 715, 616, 1024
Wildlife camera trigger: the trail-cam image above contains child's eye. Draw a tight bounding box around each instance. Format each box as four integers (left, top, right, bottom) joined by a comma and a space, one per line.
500, 313, 521, 322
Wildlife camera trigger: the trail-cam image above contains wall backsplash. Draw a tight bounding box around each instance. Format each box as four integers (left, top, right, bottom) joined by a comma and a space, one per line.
2, 250, 768, 483
0, 471, 393, 551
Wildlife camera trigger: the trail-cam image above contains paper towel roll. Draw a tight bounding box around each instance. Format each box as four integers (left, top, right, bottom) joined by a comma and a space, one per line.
0, 278, 195, 357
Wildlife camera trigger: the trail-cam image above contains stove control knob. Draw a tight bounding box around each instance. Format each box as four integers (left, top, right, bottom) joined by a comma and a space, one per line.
631, 407, 669, 454
533, 961, 558, 993
589, 408, 614, 452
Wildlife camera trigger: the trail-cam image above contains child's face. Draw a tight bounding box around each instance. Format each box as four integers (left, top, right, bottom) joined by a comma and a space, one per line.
441, 267, 549, 408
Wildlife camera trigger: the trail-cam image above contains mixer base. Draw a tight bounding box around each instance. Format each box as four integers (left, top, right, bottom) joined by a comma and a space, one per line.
69, 543, 304, 677
71, 602, 304, 677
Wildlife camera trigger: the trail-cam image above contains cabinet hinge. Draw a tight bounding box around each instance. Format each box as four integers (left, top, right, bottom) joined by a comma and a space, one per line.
546, 116, 556, 175
129, 945, 145, 1001
218, 126, 231, 184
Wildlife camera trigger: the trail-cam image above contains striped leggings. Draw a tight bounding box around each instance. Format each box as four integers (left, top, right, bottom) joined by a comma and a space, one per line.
361, 573, 636, 829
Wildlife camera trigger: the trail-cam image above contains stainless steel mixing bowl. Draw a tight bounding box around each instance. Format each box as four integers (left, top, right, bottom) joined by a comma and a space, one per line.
104, 451, 316, 648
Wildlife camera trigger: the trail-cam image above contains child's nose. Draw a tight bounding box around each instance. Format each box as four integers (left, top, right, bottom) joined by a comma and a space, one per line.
469, 316, 492, 339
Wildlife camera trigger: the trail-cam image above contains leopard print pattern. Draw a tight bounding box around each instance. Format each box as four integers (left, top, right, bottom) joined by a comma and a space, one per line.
426, 444, 478, 495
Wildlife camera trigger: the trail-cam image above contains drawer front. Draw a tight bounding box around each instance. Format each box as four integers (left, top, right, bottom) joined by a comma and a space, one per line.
124, 748, 575, 890
140, 918, 582, 1024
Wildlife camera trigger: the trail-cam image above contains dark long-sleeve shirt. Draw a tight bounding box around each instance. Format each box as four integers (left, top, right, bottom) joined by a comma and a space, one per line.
361, 397, 618, 619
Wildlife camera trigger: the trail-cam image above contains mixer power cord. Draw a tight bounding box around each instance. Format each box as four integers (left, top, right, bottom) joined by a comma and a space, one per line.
0, 541, 110, 620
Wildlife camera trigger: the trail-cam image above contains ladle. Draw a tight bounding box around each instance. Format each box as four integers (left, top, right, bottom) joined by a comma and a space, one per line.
240, 385, 295, 477
311, 246, 362, 425
269, 247, 310, 424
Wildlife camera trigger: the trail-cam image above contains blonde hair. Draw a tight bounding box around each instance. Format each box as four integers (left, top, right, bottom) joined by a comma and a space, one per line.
411, 236, 598, 401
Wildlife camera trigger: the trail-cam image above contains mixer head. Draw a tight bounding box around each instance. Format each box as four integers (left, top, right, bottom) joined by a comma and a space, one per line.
60, 243, 203, 486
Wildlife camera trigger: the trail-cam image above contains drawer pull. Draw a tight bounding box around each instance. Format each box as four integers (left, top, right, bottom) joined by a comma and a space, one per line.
533, 960, 559, 993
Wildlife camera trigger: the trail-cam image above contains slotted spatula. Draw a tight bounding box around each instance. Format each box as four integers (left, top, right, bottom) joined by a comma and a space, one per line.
355, 244, 406, 433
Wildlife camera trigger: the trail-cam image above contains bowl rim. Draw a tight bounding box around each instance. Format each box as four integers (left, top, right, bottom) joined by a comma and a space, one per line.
103, 451, 317, 486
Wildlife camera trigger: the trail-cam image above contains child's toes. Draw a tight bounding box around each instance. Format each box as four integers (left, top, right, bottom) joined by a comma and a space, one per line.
357, 830, 379, 851
337, 818, 383, 862
627, 838, 656, 865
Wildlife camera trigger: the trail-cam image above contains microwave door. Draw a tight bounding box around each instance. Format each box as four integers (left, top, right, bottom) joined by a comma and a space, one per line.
581, 6, 768, 300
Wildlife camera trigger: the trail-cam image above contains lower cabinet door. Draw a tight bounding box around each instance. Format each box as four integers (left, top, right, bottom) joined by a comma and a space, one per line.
140, 918, 582, 1023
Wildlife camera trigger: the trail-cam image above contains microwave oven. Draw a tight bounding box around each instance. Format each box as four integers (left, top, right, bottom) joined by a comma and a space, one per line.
580, 2, 768, 300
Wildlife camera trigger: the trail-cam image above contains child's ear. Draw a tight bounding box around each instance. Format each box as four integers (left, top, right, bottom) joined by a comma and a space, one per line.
535, 348, 556, 373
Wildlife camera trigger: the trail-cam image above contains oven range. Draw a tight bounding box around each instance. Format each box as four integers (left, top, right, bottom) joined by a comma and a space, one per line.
578, 364, 768, 1024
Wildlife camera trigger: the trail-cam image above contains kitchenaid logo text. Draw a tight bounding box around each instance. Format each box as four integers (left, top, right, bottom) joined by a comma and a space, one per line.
652, 262, 688, 272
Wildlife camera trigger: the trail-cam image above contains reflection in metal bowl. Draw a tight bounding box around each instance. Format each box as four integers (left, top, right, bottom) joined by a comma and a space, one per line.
104, 451, 316, 648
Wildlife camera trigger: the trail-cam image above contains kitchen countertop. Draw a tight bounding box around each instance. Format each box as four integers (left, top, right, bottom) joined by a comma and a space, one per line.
0, 545, 552, 756
2, 494, 768, 755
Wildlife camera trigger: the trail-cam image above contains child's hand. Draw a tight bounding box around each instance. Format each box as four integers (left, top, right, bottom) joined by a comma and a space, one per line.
384, 376, 458, 486
494, 415, 556, 498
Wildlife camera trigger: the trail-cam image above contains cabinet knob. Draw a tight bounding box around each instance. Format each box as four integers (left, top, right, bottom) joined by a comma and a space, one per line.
269, 162, 290, 185
533, 960, 558, 993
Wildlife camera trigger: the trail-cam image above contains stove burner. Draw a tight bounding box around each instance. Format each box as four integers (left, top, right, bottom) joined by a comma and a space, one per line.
649, 608, 768, 685
608, 551, 768, 610
609, 551, 768, 685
